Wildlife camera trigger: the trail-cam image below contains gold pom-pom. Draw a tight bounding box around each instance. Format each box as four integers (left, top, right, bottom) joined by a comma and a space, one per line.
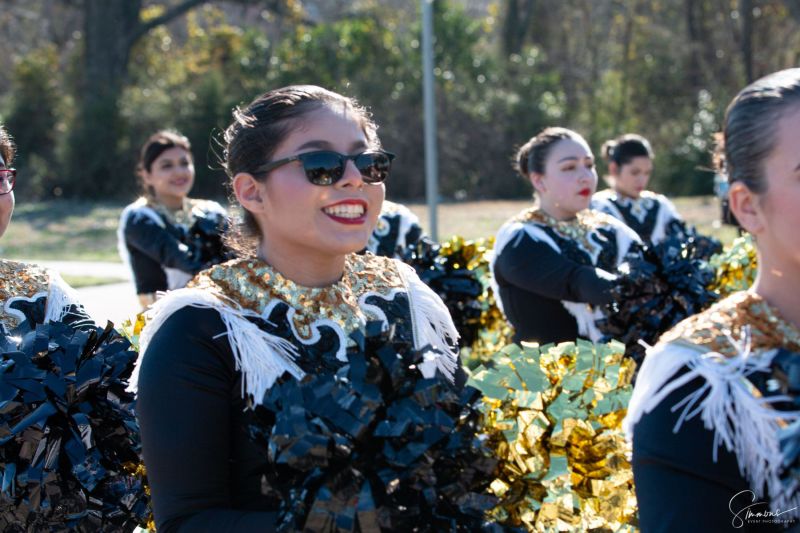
436, 235, 514, 368
470, 340, 638, 531
709, 233, 757, 296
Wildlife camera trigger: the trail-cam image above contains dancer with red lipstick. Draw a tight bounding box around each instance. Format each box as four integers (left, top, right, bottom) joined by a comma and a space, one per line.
118, 130, 230, 309
592, 134, 684, 245
490, 127, 641, 344
132, 86, 476, 531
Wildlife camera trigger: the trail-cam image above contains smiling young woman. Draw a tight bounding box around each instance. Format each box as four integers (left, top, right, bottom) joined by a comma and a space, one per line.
626, 68, 800, 531
489, 127, 641, 345
117, 130, 230, 309
131, 86, 466, 531
592, 134, 685, 245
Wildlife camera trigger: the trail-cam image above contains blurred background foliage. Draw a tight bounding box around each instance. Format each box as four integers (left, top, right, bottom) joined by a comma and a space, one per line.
1, 0, 798, 201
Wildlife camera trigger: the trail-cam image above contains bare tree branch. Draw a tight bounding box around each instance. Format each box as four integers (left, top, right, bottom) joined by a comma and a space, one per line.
127, 0, 209, 46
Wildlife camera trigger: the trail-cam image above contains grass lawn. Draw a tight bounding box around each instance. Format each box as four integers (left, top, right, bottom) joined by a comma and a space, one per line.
407, 195, 739, 245
1, 196, 737, 263
1, 201, 125, 262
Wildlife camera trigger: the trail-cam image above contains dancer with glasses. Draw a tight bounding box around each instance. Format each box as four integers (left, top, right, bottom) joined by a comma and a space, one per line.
626, 68, 800, 531
132, 86, 467, 531
118, 130, 230, 310
592, 134, 685, 245
490, 127, 641, 344
0, 122, 93, 332
0, 123, 147, 531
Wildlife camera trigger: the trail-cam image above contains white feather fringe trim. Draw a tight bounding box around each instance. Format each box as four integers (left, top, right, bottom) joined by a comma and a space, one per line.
625, 336, 800, 517
396, 262, 460, 383
45, 270, 84, 324
128, 288, 303, 403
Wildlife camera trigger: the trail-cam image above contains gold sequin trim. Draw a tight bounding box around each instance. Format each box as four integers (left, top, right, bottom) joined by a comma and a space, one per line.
0, 260, 50, 330
189, 253, 406, 341
150, 197, 218, 227
513, 207, 619, 256
660, 291, 800, 357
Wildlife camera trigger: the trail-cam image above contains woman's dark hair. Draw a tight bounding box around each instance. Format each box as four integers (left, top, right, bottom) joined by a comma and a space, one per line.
0, 123, 15, 167
138, 130, 191, 173
515, 127, 584, 178
602, 133, 653, 168
222, 85, 379, 255
714, 68, 800, 195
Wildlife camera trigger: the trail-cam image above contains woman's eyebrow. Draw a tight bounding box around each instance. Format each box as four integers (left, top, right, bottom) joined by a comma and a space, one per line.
295, 140, 332, 151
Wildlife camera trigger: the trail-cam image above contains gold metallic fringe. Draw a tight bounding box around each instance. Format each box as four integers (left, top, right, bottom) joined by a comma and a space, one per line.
436, 236, 515, 369
709, 233, 757, 297
470, 340, 638, 531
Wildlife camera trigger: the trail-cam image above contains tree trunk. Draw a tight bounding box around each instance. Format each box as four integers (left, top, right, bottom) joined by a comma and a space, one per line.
64, 1, 140, 197
739, 0, 754, 83
685, 0, 704, 92
501, 0, 537, 57
65, 0, 210, 197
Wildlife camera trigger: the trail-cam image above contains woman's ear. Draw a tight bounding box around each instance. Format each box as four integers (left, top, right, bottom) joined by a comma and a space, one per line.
233, 173, 265, 214
728, 181, 765, 234
139, 168, 152, 186
529, 172, 546, 194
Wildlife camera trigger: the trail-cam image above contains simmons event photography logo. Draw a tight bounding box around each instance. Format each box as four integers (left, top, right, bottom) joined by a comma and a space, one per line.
730, 490, 798, 529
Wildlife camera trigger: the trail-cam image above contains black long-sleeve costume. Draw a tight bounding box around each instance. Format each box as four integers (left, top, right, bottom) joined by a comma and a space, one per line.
118, 197, 228, 295
592, 189, 684, 245
136, 306, 279, 532
626, 292, 800, 532
490, 208, 640, 344
133, 254, 463, 532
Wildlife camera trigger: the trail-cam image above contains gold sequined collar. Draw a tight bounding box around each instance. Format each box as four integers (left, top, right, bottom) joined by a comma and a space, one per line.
513, 207, 618, 252
0, 259, 50, 330
150, 197, 199, 227
660, 291, 800, 357
188, 253, 406, 341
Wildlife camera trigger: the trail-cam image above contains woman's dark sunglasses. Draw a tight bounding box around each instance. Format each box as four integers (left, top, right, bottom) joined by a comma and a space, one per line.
254, 150, 395, 186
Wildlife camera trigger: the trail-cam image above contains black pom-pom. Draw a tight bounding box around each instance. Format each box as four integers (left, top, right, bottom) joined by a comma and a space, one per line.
598, 235, 720, 364
399, 238, 484, 347
0, 321, 148, 532
247, 325, 498, 532
187, 210, 232, 267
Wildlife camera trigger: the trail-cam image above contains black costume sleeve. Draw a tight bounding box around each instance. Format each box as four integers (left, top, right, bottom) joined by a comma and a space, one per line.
124, 214, 203, 274
136, 306, 278, 533
632, 370, 783, 533
494, 233, 616, 305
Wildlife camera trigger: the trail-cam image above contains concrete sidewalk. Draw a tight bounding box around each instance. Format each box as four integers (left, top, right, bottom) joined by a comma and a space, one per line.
22, 259, 132, 280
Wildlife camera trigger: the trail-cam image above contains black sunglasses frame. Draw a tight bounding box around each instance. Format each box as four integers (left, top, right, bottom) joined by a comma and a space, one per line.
0, 168, 16, 195
254, 150, 395, 186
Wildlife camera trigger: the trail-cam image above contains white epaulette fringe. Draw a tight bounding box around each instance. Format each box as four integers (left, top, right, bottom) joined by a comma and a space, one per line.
128, 288, 303, 404
625, 336, 800, 517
